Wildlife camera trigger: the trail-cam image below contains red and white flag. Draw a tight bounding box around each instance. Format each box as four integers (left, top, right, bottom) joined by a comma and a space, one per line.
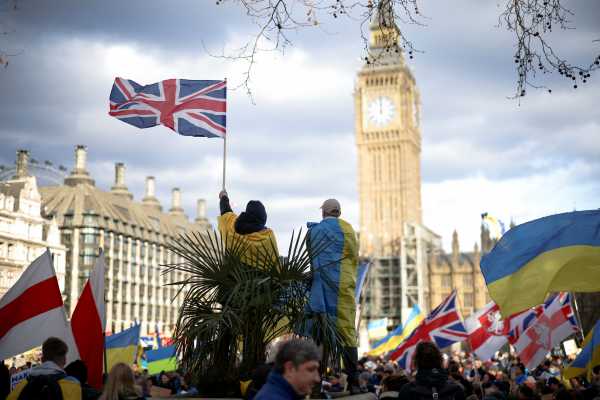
514, 293, 578, 370
71, 251, 106, 389
0, 250, 79, 361
465, 302, 508, 360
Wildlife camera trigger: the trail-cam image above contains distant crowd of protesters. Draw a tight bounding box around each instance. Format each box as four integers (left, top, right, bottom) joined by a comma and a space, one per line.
0, 337, 197, 400
2, 336, 599, 399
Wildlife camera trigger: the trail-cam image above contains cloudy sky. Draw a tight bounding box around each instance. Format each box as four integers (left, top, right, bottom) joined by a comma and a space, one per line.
1, 0, 599, 252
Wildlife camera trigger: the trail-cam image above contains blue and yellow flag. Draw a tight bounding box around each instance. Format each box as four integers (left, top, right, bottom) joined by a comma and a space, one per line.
564, 319, 600, 380
146, 345, 177, 375
480, 210, 600, 316
105, 324, 141, 371
481, 212, 506, 240
368, 324, 401, 356
368, 304, 424, 356
367, 319, 388, 341
307, 218, 359, 347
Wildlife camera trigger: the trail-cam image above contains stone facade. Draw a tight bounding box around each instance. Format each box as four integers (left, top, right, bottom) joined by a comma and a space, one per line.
355, 18, 422, 258
428, 228, 493, 318
38, 145, 211, 336
355, 12, 431, 328
0, 150, 66, 299
355, 13, 493, 326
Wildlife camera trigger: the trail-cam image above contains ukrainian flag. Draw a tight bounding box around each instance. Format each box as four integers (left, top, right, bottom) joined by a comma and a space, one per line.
368, 324, 401, 356
481, 210, 600, 317
367, 319, 389, 341
146, 345, 177, 375
105, 324, 141, 371
307, 218, 359, 347
481, 212, 506, 240
564, 319, 600, 380
368, 305, 424, 356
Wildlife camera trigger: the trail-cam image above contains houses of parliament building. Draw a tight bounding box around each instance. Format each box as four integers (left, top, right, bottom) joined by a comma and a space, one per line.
355, 11, 490, 327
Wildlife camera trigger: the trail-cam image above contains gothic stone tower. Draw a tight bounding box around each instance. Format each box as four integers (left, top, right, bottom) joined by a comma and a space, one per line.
355, 14, 422, 257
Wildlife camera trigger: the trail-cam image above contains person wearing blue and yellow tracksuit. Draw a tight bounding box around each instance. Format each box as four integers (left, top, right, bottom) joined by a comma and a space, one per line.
306, 198, 359, 387
218, 190, 279, 267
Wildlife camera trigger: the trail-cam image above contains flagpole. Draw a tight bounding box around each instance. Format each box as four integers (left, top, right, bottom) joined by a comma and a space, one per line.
222, 77, 227, 190
570, 292, 585, 342
222, 135, 227, 190
103, 332, 108, 376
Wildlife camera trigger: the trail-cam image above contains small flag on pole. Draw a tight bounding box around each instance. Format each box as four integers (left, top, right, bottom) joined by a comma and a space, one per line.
109, 78, 226, 138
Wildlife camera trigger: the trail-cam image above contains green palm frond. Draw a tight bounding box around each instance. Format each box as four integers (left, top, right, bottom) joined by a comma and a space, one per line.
164, 228, 350, 382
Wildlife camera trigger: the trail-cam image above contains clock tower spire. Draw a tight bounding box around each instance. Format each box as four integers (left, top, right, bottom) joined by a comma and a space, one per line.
355, 8, 422, 257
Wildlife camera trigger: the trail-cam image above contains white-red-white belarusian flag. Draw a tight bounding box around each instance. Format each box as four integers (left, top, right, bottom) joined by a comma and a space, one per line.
513, 293, 578, 370
71, 251, 106, 389
0, 249, 79, 361
465, 302, 508, 360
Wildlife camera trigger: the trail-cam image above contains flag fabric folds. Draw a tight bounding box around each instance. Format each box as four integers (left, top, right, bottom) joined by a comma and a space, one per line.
71, 252, 106, 389
481, 212, 506, 240
465, 302, 508, 361
513, 293, 579, 370
105, 324, 141, 371
389, 291, 467, 371
146, 345, 177, 375
0, 250, 79, 362
368, 324, 402, 356
109, 77, 226, 138
367, 319, 388, 341
564, 319, 600, 380
480, 210, 600, 316
506, 306, 544, 345
306, 218, 359, 347
368, 304, 424, 356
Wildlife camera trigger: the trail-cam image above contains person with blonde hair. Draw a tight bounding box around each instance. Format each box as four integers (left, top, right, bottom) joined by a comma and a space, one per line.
100, 363, 145, 400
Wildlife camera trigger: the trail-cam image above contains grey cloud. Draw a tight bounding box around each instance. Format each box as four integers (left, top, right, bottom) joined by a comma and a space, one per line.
1, 0, 599, 246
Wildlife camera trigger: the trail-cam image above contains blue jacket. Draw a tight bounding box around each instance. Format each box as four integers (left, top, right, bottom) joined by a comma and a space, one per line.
254, 371, 304, 400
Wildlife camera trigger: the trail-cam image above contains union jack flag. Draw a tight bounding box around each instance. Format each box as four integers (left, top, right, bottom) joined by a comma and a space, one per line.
388, 291, 467, 370
109, 78, 226, 138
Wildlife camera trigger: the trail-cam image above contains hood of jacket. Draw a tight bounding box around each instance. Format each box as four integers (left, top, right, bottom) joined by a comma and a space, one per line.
235, 200, 267, 235
415, 368, 450, 388
29, 361, 65, 377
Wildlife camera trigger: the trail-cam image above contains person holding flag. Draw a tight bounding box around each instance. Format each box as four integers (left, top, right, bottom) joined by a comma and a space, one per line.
218, 190, 279, 267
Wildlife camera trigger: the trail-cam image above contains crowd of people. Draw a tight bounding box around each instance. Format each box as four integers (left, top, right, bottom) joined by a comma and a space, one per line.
2, 336, 599, 399
318, 344, 600, 400
0, 337, 199, 400
245, 339, 600, 400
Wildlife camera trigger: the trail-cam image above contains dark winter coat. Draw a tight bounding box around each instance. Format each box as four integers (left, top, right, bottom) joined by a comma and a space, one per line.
254, 372, 304, 400
397, 368, 466, 400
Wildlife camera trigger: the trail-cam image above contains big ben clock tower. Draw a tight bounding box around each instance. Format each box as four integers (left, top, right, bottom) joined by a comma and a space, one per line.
355, 11, 423, 257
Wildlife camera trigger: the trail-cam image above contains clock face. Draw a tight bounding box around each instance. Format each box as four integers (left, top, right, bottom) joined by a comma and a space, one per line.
367, 96, 395, 127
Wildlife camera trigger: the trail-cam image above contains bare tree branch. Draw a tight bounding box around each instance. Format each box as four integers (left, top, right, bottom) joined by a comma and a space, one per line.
499, 0, 600, 99
214, 0, 599, 99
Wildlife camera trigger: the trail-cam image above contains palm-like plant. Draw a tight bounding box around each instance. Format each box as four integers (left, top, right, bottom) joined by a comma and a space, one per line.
163, 229, 347, 394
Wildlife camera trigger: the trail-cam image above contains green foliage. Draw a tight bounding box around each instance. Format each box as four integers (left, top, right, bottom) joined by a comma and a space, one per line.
163, 228, 347, 387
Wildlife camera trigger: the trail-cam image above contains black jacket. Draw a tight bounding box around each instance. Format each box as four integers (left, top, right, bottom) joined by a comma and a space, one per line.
398, 369, 465, 400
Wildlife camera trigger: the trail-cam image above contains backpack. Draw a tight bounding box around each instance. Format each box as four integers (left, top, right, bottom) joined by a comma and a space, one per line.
17, 373, 65, 400
412, 381, 461, 400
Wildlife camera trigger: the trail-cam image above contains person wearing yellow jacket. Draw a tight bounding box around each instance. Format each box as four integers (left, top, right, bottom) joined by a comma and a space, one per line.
217, 190, 279, 267
9, 337, 82, 400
